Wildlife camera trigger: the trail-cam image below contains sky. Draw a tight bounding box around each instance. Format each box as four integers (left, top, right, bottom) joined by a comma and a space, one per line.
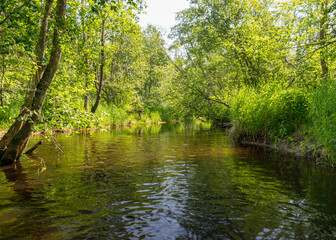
139, 0, 189, 35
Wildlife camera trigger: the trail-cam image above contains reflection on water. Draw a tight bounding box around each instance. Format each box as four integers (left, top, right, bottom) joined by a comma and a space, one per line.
1, 123, 336, 239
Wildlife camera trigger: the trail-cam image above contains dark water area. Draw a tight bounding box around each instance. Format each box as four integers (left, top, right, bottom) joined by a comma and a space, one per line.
1, 123, 336, 239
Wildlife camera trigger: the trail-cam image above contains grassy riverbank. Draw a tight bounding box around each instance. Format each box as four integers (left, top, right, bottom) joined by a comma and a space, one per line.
228, 81, 336, 166
0, 104, 175, 135
1, 82, 335, 166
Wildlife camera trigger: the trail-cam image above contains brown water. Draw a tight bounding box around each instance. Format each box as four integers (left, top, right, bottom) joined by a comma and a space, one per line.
1, 123, 336, 239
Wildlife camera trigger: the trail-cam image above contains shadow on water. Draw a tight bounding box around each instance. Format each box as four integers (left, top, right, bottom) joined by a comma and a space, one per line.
0, 122, 336, 239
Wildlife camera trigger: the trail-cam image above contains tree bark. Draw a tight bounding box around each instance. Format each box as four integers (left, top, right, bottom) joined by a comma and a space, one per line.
320, 0, 329, 78
80, 0, 90, 112
84, 81, 89, 111
25, 0, 54, 106
1, 54, 5, 106
91, 18, 105, 114
0, 0, 66, 166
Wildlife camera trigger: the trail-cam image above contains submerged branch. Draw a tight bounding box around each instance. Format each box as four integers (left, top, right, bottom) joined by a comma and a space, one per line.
25, 140, 43, 154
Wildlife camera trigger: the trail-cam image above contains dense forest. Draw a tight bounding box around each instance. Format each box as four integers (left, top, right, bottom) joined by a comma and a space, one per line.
1, 0, 336, 165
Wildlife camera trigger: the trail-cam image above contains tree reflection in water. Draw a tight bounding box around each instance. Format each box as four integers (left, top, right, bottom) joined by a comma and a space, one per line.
2, 161, 33, 198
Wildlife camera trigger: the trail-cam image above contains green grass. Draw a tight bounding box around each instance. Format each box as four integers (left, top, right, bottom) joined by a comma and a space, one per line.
227, 81, 336, 165
307, 80, 336, 164
230, 85, 310, 141
38, 103, 170, 130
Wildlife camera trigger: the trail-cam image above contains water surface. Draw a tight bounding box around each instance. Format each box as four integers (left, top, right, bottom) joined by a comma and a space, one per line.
1, 123, 336, 239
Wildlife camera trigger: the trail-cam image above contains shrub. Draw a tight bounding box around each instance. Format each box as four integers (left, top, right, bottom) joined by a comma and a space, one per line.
309, 81, 336, 164
0, 102, 21, 129
231, 85, 309, 140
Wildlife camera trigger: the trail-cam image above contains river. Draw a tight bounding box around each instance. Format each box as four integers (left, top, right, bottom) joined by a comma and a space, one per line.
0, 123, 336, 239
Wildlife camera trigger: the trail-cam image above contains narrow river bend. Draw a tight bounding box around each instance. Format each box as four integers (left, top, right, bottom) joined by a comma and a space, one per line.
1, 123, 336, 239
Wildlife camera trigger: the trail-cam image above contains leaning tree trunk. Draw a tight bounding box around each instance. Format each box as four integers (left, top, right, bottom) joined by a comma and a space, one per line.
25, 0, 54, 105
0, 0, 54, 155
0, 0, 66, 166
91, 18, 105, 114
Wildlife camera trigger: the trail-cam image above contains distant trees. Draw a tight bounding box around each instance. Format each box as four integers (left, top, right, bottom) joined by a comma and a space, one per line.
168, 0, 336, 119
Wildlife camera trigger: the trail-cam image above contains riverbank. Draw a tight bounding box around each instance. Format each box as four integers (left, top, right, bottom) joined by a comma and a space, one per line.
234, 136, 323, 163
1, 82, 335, 167
0, 105, 171, 136
227, 81, 336, 166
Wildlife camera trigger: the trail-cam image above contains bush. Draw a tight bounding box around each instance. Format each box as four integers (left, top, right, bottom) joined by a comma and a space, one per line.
106, 105, 129, 126
309, 81, 336, 164
0, 102, 21, 129
231, 85, 310, 140
40, 106, 95, 130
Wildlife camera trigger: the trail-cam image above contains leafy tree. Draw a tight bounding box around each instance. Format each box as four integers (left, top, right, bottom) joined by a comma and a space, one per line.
0, 0, 66, 166
0, 0, 145, 166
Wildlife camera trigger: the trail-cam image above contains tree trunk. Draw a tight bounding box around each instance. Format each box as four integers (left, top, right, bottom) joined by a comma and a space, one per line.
83, 39, 90, 112
80, 0, 90, 112
320, 0, 328, 78
25, 0, 54, 106
91, 18, 105, 114
83, 42, 90, 111
0, 0, 66, 166
84, 82, 89, 111
1, 54, 5, 106
0, 0, 54, 154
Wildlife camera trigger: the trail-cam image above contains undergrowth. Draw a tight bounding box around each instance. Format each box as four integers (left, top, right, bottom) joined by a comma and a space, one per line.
0, 102, 21, 129
2, 82, 336, 166
308, 80, 336, 164
229, 82, 336, 166
37, 103, 167, 131
230, 85, 309, 141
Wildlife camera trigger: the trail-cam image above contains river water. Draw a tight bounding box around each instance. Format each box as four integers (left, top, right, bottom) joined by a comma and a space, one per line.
1, 123, 336, 239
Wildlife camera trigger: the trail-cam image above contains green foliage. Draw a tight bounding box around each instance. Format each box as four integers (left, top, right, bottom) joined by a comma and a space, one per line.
231, 86, 310, 140
2, 0, 336, 165
309, 81, 336, 164
147, 106, 179, 123
38, 102, 169, 130
0, 102, 21, 129
40, 106, 95, 131
98, 104, 129, 126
